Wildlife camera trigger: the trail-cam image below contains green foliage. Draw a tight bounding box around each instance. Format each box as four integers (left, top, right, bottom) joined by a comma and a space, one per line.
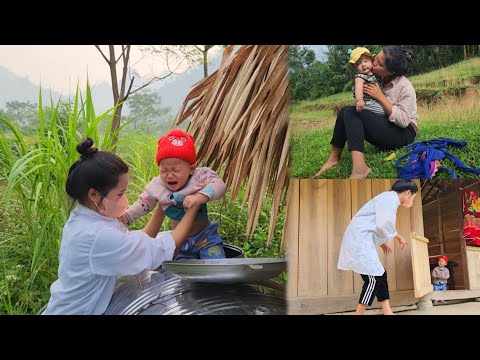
405, 45, 469, 74
288, 46, 319, 102
0, 84, 121, 314
0, 101, 38, 131
288, 45, 477, 103
125, 89, 171, 130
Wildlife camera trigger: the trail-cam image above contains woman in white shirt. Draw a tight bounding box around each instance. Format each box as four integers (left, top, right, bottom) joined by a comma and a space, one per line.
43, 138, 200, 315
337, 179, 418, 315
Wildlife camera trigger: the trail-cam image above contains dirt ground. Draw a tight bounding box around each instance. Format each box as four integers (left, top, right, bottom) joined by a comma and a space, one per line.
329, 299, 480, 315
397, 299, 480, 315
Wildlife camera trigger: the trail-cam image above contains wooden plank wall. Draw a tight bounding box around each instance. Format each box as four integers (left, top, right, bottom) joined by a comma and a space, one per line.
423, 200, 443, 258
286, 179, 422, 314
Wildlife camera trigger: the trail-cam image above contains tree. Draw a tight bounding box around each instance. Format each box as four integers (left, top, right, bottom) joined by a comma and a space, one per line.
95, 45, 180, 148
288, 45, 318, 101
195, 45, 216, 77
141, 45, 223, 79
1, 101, 38, 130
125, 90, 170, 129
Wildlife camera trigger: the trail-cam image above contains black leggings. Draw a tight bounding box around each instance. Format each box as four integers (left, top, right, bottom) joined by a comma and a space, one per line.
331, 106, 416, 153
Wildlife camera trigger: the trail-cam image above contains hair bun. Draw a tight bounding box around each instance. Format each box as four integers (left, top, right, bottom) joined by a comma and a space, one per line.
77, 138, 98, 160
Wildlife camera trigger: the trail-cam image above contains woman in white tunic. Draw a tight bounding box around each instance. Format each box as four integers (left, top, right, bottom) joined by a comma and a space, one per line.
337, 179, 418, 315
43, 138, 201, 315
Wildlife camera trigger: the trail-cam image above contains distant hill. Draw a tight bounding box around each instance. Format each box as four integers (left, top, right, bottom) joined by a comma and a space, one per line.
0, 66, 63, 107
143, 53, 223, 118
0, 51, 223, 117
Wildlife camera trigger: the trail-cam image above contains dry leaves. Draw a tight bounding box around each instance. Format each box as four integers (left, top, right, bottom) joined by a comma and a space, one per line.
175, 45, 290, 247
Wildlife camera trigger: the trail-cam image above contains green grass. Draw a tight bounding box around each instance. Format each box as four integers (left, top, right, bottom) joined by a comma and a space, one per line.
290, 92, 351, 114
290, 119, 480, 179
410, 58, 480, 88
290, 59, 480, 179
289, 109, 334, 123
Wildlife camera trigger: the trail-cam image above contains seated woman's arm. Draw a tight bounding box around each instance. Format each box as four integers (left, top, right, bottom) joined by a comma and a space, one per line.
364, 81, 417, 128
386, 84, 417, 128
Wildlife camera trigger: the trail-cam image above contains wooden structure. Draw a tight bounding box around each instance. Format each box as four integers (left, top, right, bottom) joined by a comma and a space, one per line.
285, 179, 480, 314
285, 179, 426, 315
422, 179, 480, 297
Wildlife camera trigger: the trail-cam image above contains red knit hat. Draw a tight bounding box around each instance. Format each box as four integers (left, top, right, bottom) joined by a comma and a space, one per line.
439, 255, 448, 264
155, 129, 197, 166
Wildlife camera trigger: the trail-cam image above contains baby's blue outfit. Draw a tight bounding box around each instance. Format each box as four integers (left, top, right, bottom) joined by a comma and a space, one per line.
175, 221, 225, 260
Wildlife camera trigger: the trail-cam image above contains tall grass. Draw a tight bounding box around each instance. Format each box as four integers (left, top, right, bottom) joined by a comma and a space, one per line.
411, 58, 480, 88
0, 85, 286, 314
0, 84, 121, 314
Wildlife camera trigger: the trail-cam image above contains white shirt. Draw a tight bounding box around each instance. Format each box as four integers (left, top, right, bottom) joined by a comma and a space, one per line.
43, 203, 176, 315
337, 191, 400, 276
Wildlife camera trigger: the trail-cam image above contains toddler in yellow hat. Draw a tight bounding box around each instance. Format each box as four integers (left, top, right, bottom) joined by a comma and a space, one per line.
348, 47, 385, 115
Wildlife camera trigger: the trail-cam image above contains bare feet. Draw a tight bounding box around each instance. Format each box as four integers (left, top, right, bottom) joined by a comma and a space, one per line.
349, 167, 371, 179
315, 158, 340, 177
383, 311, 395, 315
315, 146, 342, 177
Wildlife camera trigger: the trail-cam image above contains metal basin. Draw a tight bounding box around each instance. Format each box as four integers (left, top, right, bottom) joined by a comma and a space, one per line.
105, 243, 286, 315
104, 268, 286, 315
162, 258, 287, 283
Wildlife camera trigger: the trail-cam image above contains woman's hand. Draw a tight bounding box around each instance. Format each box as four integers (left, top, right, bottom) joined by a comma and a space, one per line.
363, 83, 383, 101
380, 243, 392, 255
396, 234, 408, 249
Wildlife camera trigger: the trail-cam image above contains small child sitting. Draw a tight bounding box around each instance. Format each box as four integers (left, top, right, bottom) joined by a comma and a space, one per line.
120, 129, 227, 260
432, 255, 450, 304
348, 47, 385, 116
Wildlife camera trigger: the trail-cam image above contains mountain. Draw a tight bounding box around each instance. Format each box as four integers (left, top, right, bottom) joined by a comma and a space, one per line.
126, 52, 223, 117
0, 66, 63, 107
0, 51, 224, 118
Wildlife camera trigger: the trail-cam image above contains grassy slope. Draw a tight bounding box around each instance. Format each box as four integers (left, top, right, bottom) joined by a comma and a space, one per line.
290, 58, 480, 179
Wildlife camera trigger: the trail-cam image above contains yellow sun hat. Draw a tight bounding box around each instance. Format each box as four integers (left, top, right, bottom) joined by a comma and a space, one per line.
348, 47, 375, 68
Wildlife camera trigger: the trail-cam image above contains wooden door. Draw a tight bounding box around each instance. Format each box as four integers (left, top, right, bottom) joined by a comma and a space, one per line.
410, 232, 434, 298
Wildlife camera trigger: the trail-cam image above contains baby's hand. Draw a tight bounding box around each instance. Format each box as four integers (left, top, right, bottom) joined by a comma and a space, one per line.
183, 193, 209, 209
356, 99, 365, 112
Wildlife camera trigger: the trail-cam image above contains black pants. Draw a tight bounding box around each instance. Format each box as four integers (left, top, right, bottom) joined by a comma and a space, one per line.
331, 106, 416, 153
359, 270, 389, 306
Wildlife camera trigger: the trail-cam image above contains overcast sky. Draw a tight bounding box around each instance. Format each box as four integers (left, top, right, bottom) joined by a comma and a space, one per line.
0, 45, 222, 94
0, 45, 327, 96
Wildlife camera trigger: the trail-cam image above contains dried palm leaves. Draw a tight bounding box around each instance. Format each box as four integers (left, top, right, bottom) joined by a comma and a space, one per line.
175, 45, 290, 247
